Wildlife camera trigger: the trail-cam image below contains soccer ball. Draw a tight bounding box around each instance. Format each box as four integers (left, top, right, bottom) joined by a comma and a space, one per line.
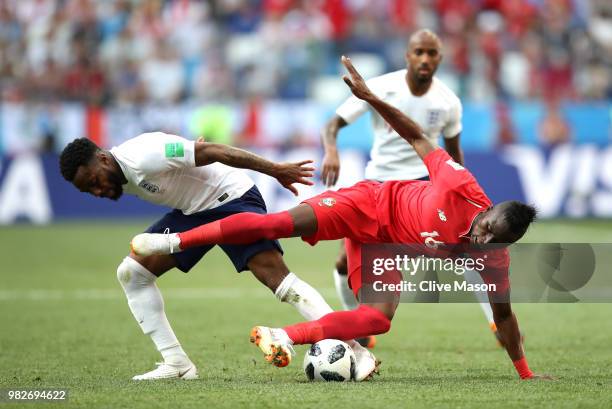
303, 339, 356, 382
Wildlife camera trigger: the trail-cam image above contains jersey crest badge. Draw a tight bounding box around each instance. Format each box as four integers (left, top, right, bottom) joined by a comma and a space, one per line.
437, 209, 447, 222
319, 197, 336, 207
426, 109, 442, 127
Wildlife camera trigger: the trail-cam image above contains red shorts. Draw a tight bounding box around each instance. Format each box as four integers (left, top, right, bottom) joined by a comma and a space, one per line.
301, 181, 383, 297
301, 181, 382, 246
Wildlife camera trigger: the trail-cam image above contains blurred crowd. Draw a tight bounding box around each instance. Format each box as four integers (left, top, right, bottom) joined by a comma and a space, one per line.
0, 0, 610, 107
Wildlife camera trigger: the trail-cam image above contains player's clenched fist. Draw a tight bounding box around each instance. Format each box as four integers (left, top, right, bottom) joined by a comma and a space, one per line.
341, 56, 374, 101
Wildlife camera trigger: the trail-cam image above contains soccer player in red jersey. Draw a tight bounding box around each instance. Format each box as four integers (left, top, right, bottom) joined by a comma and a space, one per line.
132, 56, 552, 380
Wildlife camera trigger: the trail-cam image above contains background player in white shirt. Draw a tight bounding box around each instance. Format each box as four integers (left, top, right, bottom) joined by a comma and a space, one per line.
59, 132, 377, 381
320, 29, 499, 346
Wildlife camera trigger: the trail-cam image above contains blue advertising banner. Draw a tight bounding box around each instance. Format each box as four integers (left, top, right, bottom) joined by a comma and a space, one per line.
1, 144, 611, 224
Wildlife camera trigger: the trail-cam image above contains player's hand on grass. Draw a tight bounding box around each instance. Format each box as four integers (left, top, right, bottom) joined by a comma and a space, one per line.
321, 150, 340, 187
341, 55, 375, 101
274, 160, 315, 196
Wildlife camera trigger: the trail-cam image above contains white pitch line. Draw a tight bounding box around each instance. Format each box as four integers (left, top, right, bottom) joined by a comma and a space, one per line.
0, 287, 337, 301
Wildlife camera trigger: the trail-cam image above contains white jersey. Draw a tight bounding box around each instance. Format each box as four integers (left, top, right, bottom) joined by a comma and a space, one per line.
110, 132, 254, 214
336, 70, 462, 181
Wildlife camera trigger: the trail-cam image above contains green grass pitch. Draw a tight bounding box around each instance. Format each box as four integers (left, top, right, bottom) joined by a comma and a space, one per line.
1, 219, 611, 408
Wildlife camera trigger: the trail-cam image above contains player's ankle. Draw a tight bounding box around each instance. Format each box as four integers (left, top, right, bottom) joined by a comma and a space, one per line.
170, 233, 182, 251
160, 345, 189, 363
345, 339, 365, 352
275, 328, 293, 345
163, 353, 190, 366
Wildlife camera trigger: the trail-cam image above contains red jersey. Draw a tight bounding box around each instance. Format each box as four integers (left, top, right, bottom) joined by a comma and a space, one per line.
375, 148, 509, 291
376, 148, 492, 246
302, 148, 510, 296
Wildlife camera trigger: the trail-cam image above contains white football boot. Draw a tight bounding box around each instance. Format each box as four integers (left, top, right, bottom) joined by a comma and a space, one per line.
347, 340, 380, 381
249, 326, 295, 367
130, 230, 181, 257
132, 359, 198, 380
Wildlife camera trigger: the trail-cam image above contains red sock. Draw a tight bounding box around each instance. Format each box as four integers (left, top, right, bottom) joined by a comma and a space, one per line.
284, 305, 391, 344
513, 357, 534, 379
178, 211, 294, 249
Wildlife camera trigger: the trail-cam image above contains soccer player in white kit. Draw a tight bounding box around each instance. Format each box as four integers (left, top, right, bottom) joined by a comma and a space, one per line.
59, 132, 377, 381
320, 29, 499, 346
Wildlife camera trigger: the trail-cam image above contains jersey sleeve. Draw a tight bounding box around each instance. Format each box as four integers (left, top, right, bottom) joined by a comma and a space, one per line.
134, 132, 196, 176
442, 98, 462, 138
423, 148, 474, 188
335, 95, 369, 124
423, 148, 489, 204
335, 75, 387, 124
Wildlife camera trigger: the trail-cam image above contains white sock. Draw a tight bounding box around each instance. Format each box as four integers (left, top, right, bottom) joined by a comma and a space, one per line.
116, 257, 188, 362
464, 269, 494, 325
275, 273, 365, 351
333, 268, 358, 310
274, 272, 333, 320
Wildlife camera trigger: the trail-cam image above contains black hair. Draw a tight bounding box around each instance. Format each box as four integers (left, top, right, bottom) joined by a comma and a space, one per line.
59, 138, 100, 182
502, 201, 537, 236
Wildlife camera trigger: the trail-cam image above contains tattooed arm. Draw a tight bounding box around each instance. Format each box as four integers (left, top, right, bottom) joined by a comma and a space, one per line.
194, 142, 314, 196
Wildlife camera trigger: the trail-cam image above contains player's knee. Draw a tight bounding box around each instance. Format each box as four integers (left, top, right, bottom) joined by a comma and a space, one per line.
250, 250, 285, 271
248, 250, 289, 292
117, 257, 156, 288
492, 303, 513, 323
369, 314, 391, 335
117, 257, 133, 286
373, 314, 391, 334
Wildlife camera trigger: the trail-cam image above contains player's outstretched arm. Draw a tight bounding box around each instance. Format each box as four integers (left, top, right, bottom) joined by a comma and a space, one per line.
194, 142, 314, 196
491, 301, 554, 380
340, 56, 436, 161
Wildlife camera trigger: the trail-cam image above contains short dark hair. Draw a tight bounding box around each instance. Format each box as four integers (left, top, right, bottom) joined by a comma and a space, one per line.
59, 138, 99, 182
503, 201, 537, 236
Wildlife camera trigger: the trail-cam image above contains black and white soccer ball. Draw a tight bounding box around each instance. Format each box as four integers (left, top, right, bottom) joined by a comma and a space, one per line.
303, 339, 356, 382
